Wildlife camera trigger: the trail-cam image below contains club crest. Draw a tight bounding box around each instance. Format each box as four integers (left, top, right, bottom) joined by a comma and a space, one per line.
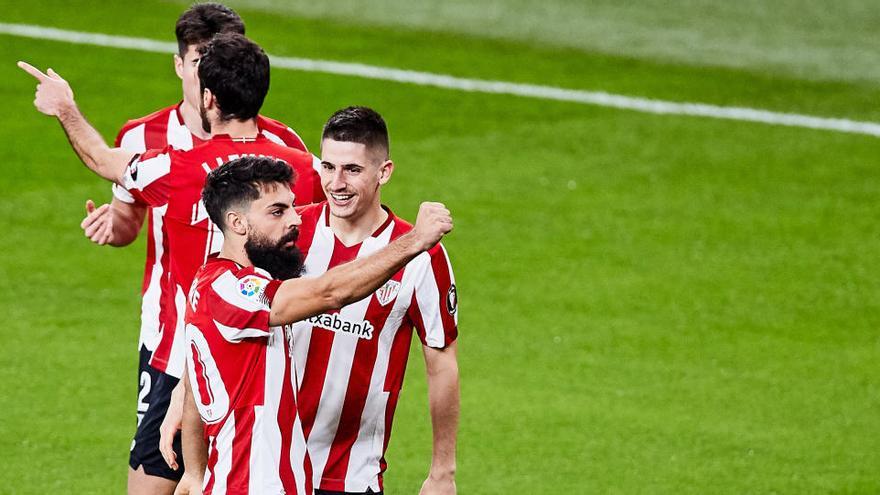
375, 279, 401, 306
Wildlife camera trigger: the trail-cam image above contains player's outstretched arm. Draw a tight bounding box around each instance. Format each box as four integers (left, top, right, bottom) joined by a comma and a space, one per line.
420, 341, 460, 495
81, 199, 146, 246
269, 202, 453, 326
17, 61, 135, 184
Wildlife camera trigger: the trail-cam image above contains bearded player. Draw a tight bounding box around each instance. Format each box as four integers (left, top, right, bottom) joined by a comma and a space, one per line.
176, 107, 460, 494
19, 32, 321, 494
174, 157, 452, 494
74, 4, 318, 495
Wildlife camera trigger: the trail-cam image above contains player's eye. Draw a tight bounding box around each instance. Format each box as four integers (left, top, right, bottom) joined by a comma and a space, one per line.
345, 166, 362, 175
322, 163, 334, 171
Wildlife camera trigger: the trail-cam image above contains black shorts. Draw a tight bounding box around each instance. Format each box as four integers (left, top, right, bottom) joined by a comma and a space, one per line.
129, 346, 184, 481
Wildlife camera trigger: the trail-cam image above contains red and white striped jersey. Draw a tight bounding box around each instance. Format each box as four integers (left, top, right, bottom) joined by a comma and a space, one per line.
121, 133, 323, 378
185, 257, 311, 495
290, 203, 458, 493
114, 102, 314, 357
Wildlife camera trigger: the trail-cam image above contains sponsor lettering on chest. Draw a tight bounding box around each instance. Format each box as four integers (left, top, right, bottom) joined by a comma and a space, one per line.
307, 313, 374, 340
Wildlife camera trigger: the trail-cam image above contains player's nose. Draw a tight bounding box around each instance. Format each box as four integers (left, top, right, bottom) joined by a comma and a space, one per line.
288, 208, 302, 227
327, 168, 346, 190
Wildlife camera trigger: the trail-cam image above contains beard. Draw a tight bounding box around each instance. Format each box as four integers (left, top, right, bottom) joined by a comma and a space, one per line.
244, 228, 304, 281
199, 100, 211, 133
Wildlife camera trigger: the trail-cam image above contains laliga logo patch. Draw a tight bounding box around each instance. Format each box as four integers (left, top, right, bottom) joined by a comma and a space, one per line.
239, 276, 266, 298
375, 279, 401, 306
446, 284, 458, 315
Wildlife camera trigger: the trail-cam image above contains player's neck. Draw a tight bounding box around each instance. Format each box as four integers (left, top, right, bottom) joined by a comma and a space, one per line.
219, 241, 251, 269
329, 204, 388, 247
179, 99, 211, 140
211, 118, 260, 140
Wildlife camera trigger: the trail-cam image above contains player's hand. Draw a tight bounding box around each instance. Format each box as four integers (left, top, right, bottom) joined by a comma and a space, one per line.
81, 200, 115, 245
419, 474, 456, 495
412, 202, 453, 251
173, 472, 203, 495
17, 61, 75, 117
159, 381, 186, 470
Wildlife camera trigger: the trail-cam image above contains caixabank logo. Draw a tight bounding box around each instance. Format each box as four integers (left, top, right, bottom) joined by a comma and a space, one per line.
307, 313, 375, 340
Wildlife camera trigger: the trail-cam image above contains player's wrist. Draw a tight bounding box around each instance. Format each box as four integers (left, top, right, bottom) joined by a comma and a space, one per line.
428, 464, 456, 481
399, 230, 430, 255
55, 99, 79, 120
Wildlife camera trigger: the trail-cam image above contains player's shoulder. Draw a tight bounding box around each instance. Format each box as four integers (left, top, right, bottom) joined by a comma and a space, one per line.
273, 141, 313, 167
255, 114, 288, 133
199, 258, 272, 291
116, 104, 179, 147
138, 144, 177, 161
256, 114, 308, 152
386, 207, 414, 239
118, 104, 177, 134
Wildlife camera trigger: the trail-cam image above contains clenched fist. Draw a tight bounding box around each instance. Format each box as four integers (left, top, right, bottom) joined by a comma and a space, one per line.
412, 201, 453, 251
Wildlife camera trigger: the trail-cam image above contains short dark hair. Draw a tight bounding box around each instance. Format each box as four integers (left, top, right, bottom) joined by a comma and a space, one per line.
203, 157, 293, 232
175, 3, 245, 56
322, 106, 390, 161
198, 33, 270, 122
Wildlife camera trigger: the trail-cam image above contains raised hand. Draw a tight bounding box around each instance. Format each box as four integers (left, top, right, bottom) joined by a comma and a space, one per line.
17, 61, 75, 117
413, 201, 453, 251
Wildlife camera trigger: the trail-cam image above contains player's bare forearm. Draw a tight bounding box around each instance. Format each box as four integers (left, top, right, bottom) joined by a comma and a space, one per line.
269, 202, 453, 326
424, 342, 459, 481
18, 61, 134, 184
270, 230, 423, 325
57, 105, 134, 184
181, 375, 208, 482
108, 198, 146, 246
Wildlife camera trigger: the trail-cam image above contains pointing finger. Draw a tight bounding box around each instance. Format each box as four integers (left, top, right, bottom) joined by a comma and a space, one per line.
17, 61, 49, 82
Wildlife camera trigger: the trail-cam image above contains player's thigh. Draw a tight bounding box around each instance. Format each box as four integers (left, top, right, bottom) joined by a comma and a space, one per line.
128, 465, 177, 495
130, 371, 184, 481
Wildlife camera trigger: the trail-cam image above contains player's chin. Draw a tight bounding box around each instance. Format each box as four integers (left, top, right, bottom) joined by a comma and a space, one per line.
327, 200, 356, 218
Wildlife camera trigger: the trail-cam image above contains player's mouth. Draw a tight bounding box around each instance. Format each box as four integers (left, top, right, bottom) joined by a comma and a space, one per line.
329, 192, 355, 207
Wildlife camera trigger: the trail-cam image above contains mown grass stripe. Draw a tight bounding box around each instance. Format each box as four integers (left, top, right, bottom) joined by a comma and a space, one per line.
4, 21, 880, 138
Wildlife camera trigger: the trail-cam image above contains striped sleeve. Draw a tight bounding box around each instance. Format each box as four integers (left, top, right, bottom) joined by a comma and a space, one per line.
120, 148, 175, 207
112, 122, 147, 203
206, 269, 282, 343
407, 243, 458, 348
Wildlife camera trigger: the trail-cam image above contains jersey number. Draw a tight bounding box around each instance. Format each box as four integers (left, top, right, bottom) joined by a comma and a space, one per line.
136, 371, 151, 426
185, 324, 230, 424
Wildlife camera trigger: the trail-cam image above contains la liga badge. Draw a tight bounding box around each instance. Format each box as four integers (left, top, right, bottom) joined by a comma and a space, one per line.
239, 276, 267, 299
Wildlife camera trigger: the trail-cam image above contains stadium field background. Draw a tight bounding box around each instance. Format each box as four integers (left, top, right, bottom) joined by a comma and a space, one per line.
1, 0, 878, 493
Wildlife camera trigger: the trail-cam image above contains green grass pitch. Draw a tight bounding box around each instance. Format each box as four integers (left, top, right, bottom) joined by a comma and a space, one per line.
1, 1, 878, 493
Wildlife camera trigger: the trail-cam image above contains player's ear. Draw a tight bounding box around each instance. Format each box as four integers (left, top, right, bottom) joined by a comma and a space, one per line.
378, 160, 394, 185
226, 210, 247, 236
202, 88, 214, 110
173, 53, 184, 80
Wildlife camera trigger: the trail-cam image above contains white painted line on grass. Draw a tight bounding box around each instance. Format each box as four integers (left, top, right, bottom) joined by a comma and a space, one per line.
3, 22, 880, 138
